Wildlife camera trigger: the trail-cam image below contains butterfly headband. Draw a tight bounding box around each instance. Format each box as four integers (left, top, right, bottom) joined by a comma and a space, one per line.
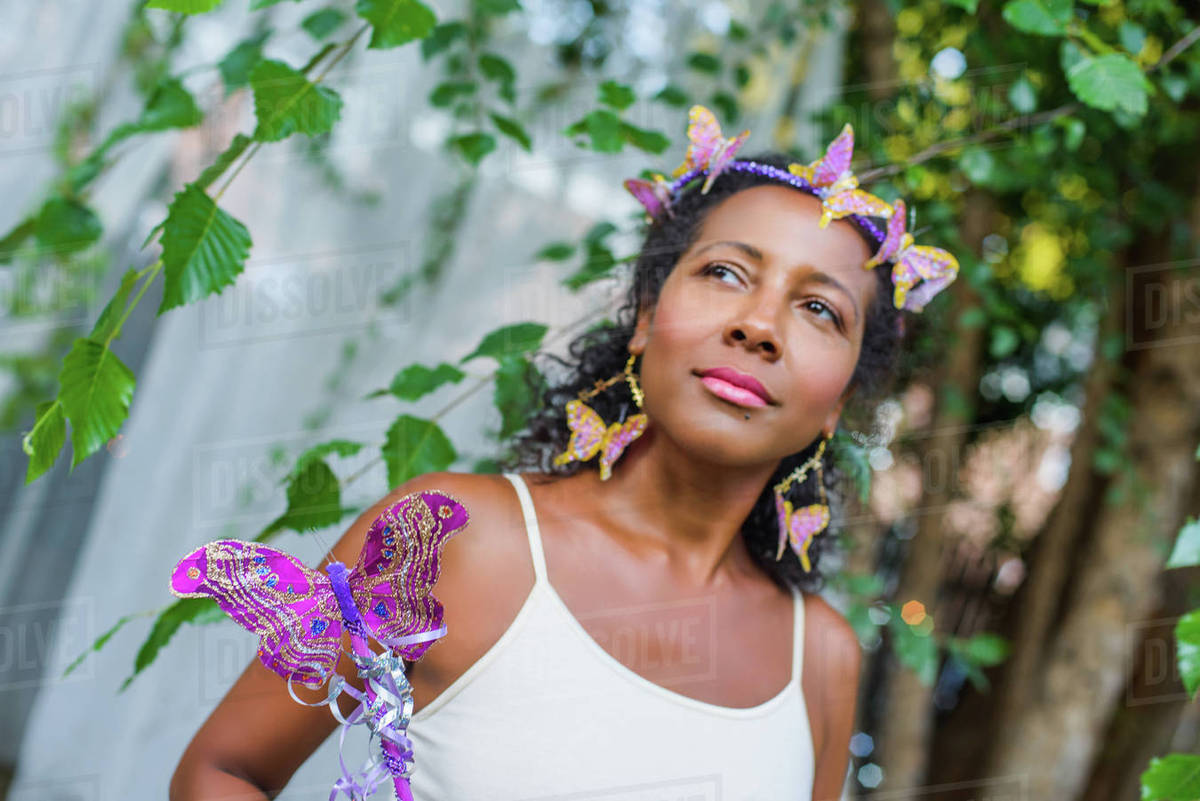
623, 105, 960, 313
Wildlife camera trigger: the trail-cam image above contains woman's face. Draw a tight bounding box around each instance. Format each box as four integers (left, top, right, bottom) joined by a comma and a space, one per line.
628, 185, 878, 467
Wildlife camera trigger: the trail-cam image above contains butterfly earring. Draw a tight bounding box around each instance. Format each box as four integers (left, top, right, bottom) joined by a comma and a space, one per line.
552, 351, 649, 481
773, 435, 832, 572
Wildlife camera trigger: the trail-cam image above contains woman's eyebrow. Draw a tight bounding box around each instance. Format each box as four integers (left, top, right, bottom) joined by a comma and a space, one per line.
691, 240, 861, 325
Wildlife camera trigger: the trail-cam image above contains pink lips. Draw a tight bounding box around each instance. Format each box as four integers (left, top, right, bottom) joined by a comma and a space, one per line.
696, 367, 774, 408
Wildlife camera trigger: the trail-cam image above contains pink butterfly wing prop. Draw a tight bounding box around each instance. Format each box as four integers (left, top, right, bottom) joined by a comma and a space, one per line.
866, 199, 907, 269
673, 105, 722, 178
354, 489, 472, 661
812, 124, 854, 187
623, 176, 673, 221
821, 189, 893, 228
786, 504, 831, 573
171, 541, 343, 687
893, 245, 960, 311
598, 413, 648, 481
553, 399, 607, 467
700, 129, 750, 193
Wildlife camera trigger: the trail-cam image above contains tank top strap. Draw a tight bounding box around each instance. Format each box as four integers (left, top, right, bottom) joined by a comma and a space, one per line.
502, 472, 549, 584
790, 585, 805, 685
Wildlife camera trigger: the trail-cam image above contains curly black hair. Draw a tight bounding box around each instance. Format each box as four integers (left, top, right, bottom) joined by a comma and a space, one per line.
497, 151, 905, 594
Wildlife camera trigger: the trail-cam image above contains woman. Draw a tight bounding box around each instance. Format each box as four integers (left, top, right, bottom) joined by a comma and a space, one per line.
170, 113, 944, 800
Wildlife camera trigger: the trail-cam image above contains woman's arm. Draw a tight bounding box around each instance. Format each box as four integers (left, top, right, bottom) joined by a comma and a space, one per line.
806, 595, 864, 801
169, 471, 474, 800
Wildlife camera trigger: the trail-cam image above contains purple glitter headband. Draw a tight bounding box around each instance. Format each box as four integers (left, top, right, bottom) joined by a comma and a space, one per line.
623, 105, 960, 312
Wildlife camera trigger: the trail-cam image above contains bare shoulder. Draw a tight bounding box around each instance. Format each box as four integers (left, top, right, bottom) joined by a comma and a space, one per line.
334, 471, 537, 704
800, 592, 863, 755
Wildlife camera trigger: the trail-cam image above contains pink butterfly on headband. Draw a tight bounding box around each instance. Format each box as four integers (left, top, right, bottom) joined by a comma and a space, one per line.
623, 172, 675, 222
170, 489, 470, 687
788, 123, 892, 228
552, 399, 648, 481
671, 105, 750, 195
774, 492, 830, 573
865, 199, 960, 312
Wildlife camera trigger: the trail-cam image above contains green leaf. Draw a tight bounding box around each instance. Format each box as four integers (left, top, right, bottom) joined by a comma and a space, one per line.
489, 112, 532, 151
89, 268, 140, 343
158, 184, 253, 314
989, 324, 1020, 358
620, 121, 671, 154
535, 242, 575, 261
34, 196, 102, 255
250, 0, 303, 7
1058, 116, 1086, 150
355, 0, 437, 49
0, 216, 35, 263
474, 0, 521, 15
734, 62, 752, 89
250, 59, 344, 141
194, 133, 253, 192
1141, 753, 1200, 800
1166, 518, 1200, 568
302, 7, 347, 39
654, 85, 689, 107
562, 241, 616, 290
138, 78, 205, 132
1118, 20, 1146, 55
272, 458, 343, 532
584, 221, 618, 243
381, 362, 466, 401
448, 132, 495, 165
58, 338, 135, 470
493, 354, 541, 439
120, 598, 224, 691
22, 401, 67, 484
421, 21, 467, 60
1067, 53, 1152, 117
146, 0, 224, 12
63, 611, 147, 678
460, 322, 548, 363
429, 80, 476, 107
1001, 0, 1071, 36
598, 80, 636, 110
381, 414, 457, 489
686, 52, 722, 74
566, 109, 623, 153
945, 0, 980, 11
890, 616, 940, 686
1177, 609, 1200, 700
218, 33, 269, 92
288, 440, 364, 482
961, 632, 1010, 665
479, 53, 515, 84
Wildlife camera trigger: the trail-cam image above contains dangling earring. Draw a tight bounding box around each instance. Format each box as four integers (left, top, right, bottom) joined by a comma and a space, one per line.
772, 435, 831, 572
552, 351, 649, 481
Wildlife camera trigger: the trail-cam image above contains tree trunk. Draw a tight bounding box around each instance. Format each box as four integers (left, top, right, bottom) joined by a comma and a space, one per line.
985, 221, 1200, 797
874, 191, 993, 790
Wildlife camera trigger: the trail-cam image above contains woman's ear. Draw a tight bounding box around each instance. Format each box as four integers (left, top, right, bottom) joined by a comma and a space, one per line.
629, 304, 653, 354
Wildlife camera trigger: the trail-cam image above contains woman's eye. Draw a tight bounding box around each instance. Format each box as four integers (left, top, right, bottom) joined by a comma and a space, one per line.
703, 263, 740, 284
802, 298, 842, 327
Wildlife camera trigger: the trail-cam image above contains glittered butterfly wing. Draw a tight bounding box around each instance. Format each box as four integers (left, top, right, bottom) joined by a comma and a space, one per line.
171, 540, 342, 687
354, 489, 471, 661
865, 199, 907, 269
623, 176, 673, 221
812, 123, 855, 187
553, 399, 608, 468
672, 105, 723, 178
786, 504, 831, 573
893, 245, 960, 311
597, 413, 648, 481
820, 188, 894, 229
773, 493, 791, 560
700, 129, 751, 194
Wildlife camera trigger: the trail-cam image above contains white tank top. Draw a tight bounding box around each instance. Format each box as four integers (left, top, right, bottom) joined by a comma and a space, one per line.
404, 471, 815, 800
